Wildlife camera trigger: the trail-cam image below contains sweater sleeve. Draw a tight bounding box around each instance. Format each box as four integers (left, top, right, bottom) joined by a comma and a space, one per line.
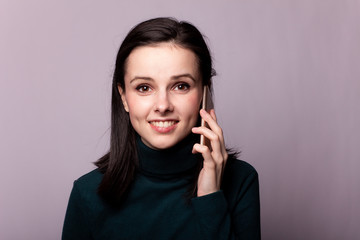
62, 181, 93, 240
191, 169, 261, 240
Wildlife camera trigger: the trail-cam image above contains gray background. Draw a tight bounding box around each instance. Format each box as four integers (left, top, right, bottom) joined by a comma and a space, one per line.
1, 0, 359, 239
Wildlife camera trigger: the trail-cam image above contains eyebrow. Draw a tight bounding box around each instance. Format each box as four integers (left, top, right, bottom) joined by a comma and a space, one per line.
129, 73, 196, 83
172, 74, 196, 82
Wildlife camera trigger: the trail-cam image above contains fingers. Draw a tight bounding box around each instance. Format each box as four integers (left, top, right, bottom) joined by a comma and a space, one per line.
194, 109, 227, 158
192, 143, 216, 168
193, 109, 228, 197
192, 126, 223, 161
209, 109, 217, 122
199, 109, 224, 143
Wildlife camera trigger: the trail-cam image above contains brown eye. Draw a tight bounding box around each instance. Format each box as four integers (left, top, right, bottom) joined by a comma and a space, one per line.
136, 85, 152, 93
174, 83, 190, 91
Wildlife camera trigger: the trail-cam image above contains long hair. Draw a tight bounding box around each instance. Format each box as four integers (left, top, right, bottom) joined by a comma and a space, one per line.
95, 17, 217, 206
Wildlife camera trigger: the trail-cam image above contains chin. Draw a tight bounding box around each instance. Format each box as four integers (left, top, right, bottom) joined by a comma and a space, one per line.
144, 135, 185, 150
149, 140, 177, 150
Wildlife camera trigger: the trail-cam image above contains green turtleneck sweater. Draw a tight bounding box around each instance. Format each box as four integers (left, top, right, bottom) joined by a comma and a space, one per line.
62, 135, 260, 239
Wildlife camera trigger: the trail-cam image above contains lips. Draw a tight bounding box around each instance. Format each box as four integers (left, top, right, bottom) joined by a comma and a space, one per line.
149, 120, 178, 133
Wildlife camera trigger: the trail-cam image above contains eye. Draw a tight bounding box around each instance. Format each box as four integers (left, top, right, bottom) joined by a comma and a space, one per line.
173, 83, 190, 91
136, 85, 152, 93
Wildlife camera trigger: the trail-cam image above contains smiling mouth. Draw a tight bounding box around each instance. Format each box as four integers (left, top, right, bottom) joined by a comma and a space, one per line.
149, 121, 178, 128
149, 120, 179, 133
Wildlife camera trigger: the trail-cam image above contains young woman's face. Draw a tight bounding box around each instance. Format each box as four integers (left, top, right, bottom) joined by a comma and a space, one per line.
119, 43, 203, 150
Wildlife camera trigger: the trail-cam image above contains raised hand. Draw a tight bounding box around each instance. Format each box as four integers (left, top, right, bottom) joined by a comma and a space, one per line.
192, 109, 228, 197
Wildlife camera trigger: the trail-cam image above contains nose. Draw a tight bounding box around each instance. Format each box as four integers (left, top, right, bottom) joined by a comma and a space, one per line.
154, 90, 174, 113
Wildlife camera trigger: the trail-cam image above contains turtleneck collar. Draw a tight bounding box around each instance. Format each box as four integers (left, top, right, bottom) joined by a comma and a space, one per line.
136, 134, 200, 177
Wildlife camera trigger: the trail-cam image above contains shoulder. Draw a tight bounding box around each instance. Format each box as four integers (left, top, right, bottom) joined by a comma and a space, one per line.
68, 168, 105, 211
72, 168, 103, 195
224, 158, 258, 180
222, 158, 259, 196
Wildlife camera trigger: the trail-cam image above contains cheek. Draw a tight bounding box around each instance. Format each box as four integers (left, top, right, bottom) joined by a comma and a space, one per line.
181, 93, 202, 117
126, 95, 152, 119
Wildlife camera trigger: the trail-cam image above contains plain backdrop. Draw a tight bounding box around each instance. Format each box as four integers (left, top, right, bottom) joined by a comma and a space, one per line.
1, 0, 359, 239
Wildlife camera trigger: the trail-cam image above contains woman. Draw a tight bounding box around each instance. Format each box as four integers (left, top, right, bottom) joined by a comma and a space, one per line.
62, 17, 260, 239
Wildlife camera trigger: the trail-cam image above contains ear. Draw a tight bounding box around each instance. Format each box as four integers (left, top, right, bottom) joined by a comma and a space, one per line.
118, 85, 129, 112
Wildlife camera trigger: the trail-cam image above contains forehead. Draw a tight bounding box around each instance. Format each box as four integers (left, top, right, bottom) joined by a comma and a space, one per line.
124, 43, 200, 79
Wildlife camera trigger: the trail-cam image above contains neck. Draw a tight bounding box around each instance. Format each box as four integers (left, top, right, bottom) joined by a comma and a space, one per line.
136, 134, 200, 178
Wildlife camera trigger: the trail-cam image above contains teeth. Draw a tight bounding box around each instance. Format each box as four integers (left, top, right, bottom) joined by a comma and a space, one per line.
151, 121, 175, 128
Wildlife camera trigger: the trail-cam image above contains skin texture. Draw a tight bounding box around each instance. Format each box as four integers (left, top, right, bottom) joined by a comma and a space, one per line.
119, 42, 228, 196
